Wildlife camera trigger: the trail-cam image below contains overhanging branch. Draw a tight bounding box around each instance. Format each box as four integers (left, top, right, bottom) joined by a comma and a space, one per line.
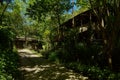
0, 3, 9, 25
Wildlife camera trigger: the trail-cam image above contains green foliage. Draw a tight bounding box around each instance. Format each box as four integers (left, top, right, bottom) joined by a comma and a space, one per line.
0, 26, 19, 80
0, 50, 19, 80
76, 0, 90, 9
26, 0, 71, 21
65, 62, 120, 80
48, 50, 59, 62
0, 72, 13, 80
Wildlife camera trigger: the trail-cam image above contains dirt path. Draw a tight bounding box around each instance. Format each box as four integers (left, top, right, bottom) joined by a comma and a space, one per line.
18, 49, 88, 80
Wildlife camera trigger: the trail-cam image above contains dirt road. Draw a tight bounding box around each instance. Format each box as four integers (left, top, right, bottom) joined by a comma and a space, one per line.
18, 49, 88, 80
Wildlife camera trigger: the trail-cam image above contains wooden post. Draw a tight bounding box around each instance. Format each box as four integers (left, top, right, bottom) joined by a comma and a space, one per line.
72, 0, 75, 27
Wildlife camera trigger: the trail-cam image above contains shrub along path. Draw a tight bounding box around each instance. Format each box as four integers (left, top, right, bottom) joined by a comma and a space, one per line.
18, 49, 88, 80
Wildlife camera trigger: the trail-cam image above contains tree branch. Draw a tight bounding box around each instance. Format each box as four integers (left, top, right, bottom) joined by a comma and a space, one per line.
0, 3, 9, 25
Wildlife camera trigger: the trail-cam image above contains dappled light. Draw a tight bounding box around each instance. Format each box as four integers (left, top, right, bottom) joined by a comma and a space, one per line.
0, 0, 120, 79
18, 49, 88, 80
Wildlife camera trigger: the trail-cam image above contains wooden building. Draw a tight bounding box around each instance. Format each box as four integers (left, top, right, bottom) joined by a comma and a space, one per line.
60, 9, 101, 44
14, 37, 43, 50
61, 9, 97, 28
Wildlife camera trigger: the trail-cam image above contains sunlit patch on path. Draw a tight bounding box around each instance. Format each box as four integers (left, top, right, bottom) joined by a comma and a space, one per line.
18, 49, 88, 80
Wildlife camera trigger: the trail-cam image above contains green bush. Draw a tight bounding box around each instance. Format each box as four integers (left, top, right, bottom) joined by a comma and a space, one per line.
0, 54, 13, 80
48, 50, 59, 61
47, 41, 104, 65
0, 50, 19, 80
0, 71, 13, 80
65, 62, 120, 80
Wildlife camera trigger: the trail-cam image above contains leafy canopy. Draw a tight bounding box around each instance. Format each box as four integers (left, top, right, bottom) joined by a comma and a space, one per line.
26, 0, 72, 21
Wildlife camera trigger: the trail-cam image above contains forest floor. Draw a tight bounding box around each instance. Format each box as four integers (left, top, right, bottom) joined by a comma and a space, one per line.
18, 49, 88, 80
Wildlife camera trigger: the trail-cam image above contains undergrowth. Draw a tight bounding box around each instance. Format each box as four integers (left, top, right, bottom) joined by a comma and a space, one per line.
0, 49, 20, 80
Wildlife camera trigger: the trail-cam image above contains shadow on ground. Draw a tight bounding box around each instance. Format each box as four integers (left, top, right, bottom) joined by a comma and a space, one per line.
18, 49, 88, 80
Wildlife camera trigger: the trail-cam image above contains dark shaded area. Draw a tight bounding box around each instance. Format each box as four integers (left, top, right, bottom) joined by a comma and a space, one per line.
0, 28, 14, 50
112, 47, 120, 72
